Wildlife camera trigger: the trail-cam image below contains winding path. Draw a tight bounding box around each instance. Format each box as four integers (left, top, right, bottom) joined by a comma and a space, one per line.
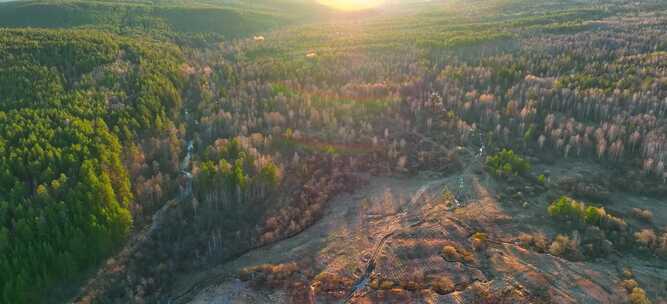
341, 180, 440, 303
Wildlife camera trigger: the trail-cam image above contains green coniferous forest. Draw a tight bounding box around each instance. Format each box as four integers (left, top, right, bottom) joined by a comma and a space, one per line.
0, 28, 186, 302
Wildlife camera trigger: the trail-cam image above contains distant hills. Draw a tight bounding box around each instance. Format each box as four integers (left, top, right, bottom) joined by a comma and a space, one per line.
0, 0, 329, 39
0, 0, 449, 39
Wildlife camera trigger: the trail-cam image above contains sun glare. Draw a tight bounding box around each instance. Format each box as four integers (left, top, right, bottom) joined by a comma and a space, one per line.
317, 0, 385, 11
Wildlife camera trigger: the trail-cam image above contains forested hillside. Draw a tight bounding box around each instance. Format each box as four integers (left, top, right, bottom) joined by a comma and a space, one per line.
0, 1, 313, 302
0, 0, 289, 40
0, 29, 186, 303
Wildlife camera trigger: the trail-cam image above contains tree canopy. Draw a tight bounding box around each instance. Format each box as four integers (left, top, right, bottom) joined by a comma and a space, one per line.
0, 28, 185, 303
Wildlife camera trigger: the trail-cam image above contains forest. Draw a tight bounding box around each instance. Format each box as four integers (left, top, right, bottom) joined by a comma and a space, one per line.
1, 0, 667, 303
0, 28, 188, 302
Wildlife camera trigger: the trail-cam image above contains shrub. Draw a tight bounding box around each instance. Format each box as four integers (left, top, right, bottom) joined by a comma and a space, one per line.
314, 272, 354, 291
622, 267, 634, 279
369, 277, 379, 289
538, 174, 547, 185
518, 232, 549, 252
548, 234, 582, 260
432, 276, 455, 295
629, 287, 652, 304
621, 279, 639, 292
518, 232, 534, 246
658, 232, 667, 258
401, 280, 420, 291
486, 149, 531, 177
603, 215, 628, 232
548, 235, 567, 256
441, 244, 475, 263
238, 262, 299, 287
634, 229, 657, 249
379, 279, 395, 290
442, 245, 460, 261
548, 196, 586, 223
535, 232, 550, 252
471, 232, 488, 251
584, 206, 607, 226
631, 208, 653, 223
548, 196, 626, 231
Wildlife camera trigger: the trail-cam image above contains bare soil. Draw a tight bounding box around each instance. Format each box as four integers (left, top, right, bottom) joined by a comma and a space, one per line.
170, 160, 667, 304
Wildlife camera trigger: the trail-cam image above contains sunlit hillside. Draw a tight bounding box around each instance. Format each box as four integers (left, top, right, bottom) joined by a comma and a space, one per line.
0, 0, 329, 40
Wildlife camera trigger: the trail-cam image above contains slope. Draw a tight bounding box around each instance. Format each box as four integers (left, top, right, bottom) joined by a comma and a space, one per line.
0, 0, 291, 39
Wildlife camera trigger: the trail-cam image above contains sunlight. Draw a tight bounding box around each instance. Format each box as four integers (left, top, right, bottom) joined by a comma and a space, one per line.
317, 0, 385, 11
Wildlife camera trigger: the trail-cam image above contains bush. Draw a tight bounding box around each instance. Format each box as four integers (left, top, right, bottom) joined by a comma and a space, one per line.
441, 244, 475, 263
313, 272, 354, 292
369, 277, 380, 289
238, 262, 299, 287
548, 196, 586, 223
432, 276, 455, 295
548, 234, 582, 260
621, 279, 639, 292
629, 287, 652, 304
631, 208, 653, 223
622, 267, 634, 279
634, 229, 657, 249
548, 196, 625, 230
518, 232, 549, 252
659, 232, 667, 258
537, 174, 547, 185
471, 232, 488, 251
442, 245, 460, 261
534, 233, 549, 252
518, 233, 534, 245
486, 149, 531, 177
379, 279, 395, 290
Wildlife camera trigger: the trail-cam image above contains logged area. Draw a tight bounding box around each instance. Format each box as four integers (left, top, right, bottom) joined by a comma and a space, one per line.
1, 0, 667, 303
